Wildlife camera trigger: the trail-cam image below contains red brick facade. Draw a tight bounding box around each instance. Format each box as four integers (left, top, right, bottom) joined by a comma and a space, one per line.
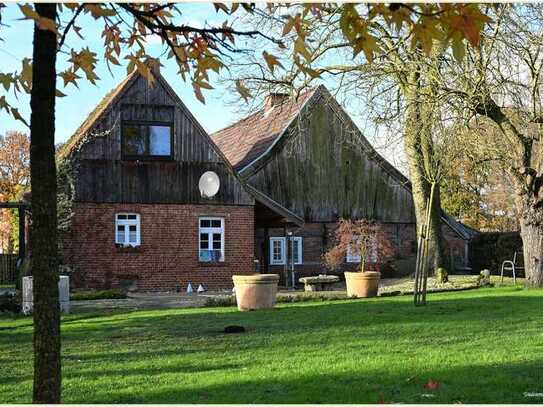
60, 203, 255, 291
255, 221, 468, 284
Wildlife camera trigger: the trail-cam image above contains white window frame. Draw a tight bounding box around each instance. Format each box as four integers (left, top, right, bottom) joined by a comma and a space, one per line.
199, 217, 225, 262
292, 236, 303, 265
270, 237, 286, 265
115, 213, 140, 247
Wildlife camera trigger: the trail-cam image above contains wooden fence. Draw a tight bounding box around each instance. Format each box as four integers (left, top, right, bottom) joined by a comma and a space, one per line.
0, 254, 18, 284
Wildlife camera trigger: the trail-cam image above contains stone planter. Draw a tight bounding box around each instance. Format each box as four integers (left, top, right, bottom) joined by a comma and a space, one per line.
232, 274, 279, 311
344, 271, 381, 298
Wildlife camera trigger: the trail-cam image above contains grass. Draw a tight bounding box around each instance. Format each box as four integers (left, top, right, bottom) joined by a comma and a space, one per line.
1, 286, 542, 403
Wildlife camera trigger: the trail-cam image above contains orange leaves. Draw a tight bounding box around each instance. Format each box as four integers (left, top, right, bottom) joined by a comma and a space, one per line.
235, 80, 252, 102
84, 4, 116, 19
263, 51, 283, 73
68, 48, 99, 84
423, 379, 441, 390
444, 4, 492, 48
18, 4, 58, 35
59, 70, 80, 89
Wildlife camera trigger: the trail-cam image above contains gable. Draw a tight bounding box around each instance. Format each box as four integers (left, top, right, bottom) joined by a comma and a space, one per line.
59, 70, 253, 206
243, 88, 416, 222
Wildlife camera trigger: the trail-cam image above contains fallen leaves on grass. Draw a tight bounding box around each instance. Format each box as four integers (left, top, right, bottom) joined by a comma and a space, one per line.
423, 379, 441, 390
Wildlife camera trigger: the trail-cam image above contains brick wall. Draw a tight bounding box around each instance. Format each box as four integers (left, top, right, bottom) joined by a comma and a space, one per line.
255, 221, 469, 283
60, 203, 255, 291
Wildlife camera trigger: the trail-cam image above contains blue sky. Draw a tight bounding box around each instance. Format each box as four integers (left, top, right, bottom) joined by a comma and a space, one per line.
0, 3, 406, 170
0, 3, 248, 142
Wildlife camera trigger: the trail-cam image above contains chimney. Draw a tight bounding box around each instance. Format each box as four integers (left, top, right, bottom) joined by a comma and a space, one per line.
264, 93, 289, 111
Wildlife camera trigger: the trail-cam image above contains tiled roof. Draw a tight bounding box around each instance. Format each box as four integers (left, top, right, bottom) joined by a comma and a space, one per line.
211, 87, 318, 170
56, 70, 138, 161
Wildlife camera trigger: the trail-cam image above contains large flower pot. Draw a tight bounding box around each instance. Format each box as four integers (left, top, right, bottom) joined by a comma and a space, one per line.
232, 274, 280, 311
344, 271, 381, 298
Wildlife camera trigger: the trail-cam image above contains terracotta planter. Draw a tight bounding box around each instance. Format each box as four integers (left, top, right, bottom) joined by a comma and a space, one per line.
232, 274, 280, 311
344, 271, 381, 298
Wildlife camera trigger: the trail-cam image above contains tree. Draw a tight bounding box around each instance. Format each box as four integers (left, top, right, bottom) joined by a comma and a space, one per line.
323, 219, 394, 273
0, 131, 30, 252
219, 4, 491, 277
0, 2, 492, 401
440, 4, 543, 286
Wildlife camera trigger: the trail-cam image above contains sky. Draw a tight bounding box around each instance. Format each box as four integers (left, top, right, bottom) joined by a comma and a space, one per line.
0, 3, 407, 171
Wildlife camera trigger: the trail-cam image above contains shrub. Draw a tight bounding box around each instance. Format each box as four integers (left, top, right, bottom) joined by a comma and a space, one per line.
0, 291, 21, 313
71, 289, 127, 301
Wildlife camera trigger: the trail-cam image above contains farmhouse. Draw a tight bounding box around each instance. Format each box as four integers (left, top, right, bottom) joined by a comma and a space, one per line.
56, 67, 303, 291
57, 67, 475, 291
213, 85, 476, 283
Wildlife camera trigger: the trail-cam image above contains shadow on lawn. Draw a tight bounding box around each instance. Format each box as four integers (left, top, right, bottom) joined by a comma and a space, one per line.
67, 289, 531, 334
76, 358, 543, 404
0, 287, 532, 347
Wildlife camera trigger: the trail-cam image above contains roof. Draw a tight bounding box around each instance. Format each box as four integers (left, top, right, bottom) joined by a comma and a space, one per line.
211, 87, 317, 170
212, 84, 479, 240
245, 184, 304, 226
56, 70, 139, 161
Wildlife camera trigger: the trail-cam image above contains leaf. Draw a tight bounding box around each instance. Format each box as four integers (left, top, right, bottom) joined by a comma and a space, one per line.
59, 70, 80, 88
40, 17, 58, 34
18, 4, 39, 20
451, 36, 465, 62
0, 72, 12, 91
85, 4, 116, 19
213, 3, 229, 14
423, 379, 440, 390
192, 82, 205, 104
0, 95, 9, 113
56, 89, 67, 97
10, 107, 29, 127
282, 15, 297, 36
18, 58, 32, 93
262, 51, 283, 73
235, 79, 251, 102
294, 37, 312, 61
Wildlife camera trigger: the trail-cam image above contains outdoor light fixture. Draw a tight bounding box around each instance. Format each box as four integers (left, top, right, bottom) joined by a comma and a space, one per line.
199, 171, 220, 198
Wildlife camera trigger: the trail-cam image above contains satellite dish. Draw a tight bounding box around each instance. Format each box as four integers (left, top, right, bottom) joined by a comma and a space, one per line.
199, 171, 220, 198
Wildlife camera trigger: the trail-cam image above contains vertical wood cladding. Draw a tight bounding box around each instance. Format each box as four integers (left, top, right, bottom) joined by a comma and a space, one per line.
244, 90, 415, 222
68, 73, 252, 206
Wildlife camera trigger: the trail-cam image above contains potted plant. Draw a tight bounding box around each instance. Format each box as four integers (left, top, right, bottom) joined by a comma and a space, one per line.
324, 219, 393, 298
232, 274, 280, 311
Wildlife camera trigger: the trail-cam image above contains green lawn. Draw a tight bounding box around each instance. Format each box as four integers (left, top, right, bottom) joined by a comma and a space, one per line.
1, 286, 542, 403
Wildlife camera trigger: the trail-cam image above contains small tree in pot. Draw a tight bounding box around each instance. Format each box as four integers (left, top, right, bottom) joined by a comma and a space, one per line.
324, 219, 394, 297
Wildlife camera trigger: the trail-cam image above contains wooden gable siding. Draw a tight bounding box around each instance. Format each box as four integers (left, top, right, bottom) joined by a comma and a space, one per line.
243, 91, 415, 223
69, 73, 252, 205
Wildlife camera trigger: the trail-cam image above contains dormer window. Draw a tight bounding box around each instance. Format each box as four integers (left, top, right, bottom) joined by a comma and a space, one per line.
122, 121, 173, 160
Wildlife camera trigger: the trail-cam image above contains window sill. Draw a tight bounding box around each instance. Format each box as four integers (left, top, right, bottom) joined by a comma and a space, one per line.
114, 245, 143, 253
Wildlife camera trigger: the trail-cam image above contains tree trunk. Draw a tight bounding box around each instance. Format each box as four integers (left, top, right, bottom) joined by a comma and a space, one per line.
30, 3, 61, 403
519, 209, 543, 288
404, 69, 446, 275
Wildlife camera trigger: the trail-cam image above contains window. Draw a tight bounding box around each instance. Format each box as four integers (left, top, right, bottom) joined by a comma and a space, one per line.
270, 237, 286, 265
122, 121, 172, 159
115, 213, 140, 247
199, 217, 224, 262
346, 237, 377, 263
269, 237, 303, 265
292, 237, 303, 264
